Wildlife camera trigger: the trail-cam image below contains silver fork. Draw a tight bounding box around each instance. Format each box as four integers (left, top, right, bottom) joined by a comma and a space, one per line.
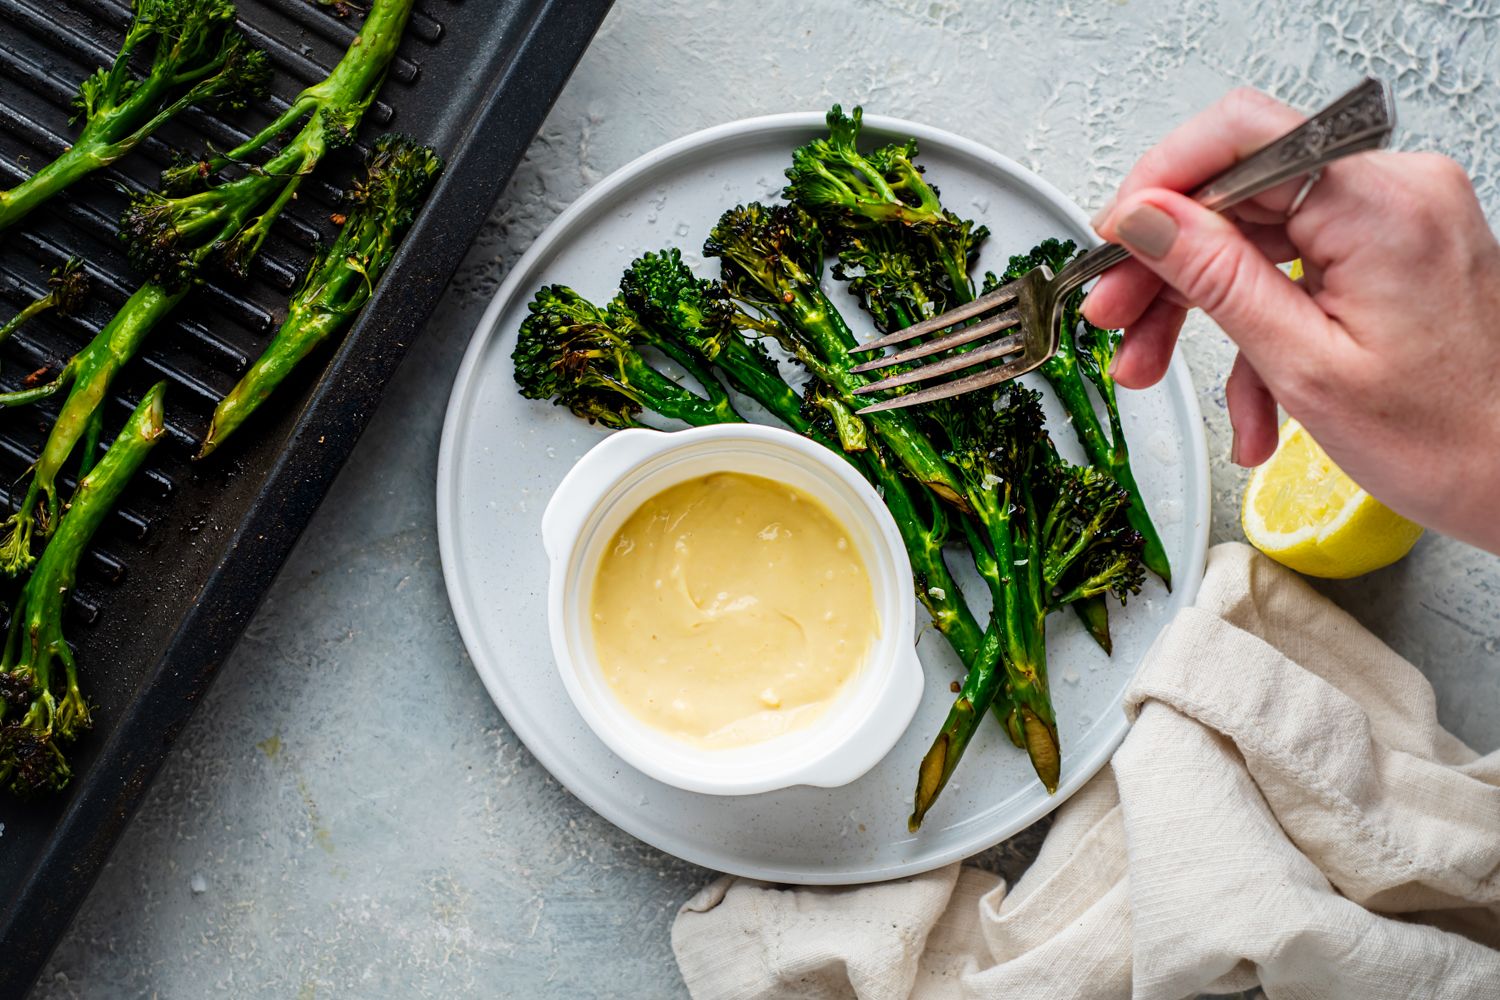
849, 77, 1396, 414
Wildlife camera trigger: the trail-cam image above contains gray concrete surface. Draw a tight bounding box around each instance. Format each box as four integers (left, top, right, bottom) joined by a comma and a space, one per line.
34, 1, 1500, 997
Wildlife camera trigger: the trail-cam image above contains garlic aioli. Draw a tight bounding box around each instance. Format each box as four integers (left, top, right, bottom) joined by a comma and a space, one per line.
590, 471, 880, 748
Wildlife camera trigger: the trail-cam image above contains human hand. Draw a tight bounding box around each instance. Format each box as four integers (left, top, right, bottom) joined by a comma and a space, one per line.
1084, 87, 1500, 554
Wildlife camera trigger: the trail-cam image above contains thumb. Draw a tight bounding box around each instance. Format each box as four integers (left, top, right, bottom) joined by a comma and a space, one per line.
1101, 189, 1339, 370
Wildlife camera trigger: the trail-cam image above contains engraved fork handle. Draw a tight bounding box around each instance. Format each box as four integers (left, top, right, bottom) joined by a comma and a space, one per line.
1050, 77, 1396, 299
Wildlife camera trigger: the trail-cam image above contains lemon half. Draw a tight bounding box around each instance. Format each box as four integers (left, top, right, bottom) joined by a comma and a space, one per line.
1241, 419, 1422, 578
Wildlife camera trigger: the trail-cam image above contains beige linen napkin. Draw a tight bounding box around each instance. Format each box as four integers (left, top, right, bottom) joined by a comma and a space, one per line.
672, 543, 1500, 999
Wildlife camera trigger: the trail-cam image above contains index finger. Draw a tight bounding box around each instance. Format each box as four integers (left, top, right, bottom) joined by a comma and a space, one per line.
1111, 87, 1309, 216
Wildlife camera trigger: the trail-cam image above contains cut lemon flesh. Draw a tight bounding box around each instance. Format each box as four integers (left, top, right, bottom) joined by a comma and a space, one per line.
1241, 419, 1422, 578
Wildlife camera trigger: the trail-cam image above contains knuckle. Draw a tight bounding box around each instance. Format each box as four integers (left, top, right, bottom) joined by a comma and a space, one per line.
1130, 144, 1174, 188
1343, 156, 1435, 236
1417, 151, 1469, 184
1405, 153, 1474, 206
1222, 86, 1277, 122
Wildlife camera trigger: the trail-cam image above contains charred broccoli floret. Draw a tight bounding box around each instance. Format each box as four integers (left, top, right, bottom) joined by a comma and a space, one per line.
831, 225, 950, 334
619, 247, 740, 360
785, 105, 987, 300
512, 285, 738, 430
1041, 462, 1145, 607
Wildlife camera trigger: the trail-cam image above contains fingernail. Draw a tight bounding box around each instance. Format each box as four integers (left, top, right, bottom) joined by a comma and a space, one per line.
1114, 203, 1178, 259
1089, 195, 1117, 232
1107, 335, 1130, 378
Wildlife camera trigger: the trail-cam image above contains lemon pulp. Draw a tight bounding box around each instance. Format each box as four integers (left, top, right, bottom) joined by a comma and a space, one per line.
1241, 420, 1422, 579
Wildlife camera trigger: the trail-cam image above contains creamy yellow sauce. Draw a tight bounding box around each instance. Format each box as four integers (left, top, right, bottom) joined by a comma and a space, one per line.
590, 471, 879, 748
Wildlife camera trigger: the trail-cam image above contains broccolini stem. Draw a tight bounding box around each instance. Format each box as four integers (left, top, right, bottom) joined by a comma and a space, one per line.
0, 369, 73, 408
0, 105, 149, 233
201, 302, 341, 455
957, 514, 1025, 749
620, 353, 740, 426
78, 403, 107, 479
979, 489, 1056, 774
781, 286, 969, 508
910, 621, 1004, 831
877, 468, 983, 662
0, 257, 90, 357
910, 481, 1060, 828
0, 284, 185, 576
48, 383, 167, 551
198, 134, 440, 455
1, 290, 61, 349
215, 95, 319, 166
931, 242, 973, 307
714, 339, 805, 426
1068, 594, 1113, 656
655, 340, 735, 410
0, 384, 166, 796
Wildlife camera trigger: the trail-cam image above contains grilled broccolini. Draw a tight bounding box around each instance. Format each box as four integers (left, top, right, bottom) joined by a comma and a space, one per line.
0, 384, 167, 797
199, 135, 442, 457
0, 0, 418, 576
0, 0, 269, 233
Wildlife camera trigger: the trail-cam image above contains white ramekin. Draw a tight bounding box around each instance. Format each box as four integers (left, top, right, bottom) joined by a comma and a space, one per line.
541, 424, 923, 796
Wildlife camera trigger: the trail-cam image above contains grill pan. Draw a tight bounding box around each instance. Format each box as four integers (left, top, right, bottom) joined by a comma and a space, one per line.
0, 1, 613, 991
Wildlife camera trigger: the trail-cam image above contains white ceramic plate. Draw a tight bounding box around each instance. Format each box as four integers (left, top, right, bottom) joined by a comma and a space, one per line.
437, 113, 1211, 884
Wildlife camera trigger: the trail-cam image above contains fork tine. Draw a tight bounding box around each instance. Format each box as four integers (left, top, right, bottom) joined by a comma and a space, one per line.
852, 333, 1026, 395
849, 308, 1021, 374
855, 353, 1043, 414
848, 279, 1020, 354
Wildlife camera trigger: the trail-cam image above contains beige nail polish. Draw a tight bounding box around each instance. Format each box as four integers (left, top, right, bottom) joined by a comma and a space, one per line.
1115, 203, 1178, 259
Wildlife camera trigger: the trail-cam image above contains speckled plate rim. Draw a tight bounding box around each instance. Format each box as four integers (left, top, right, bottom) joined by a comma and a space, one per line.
436, 112, 1211, 884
